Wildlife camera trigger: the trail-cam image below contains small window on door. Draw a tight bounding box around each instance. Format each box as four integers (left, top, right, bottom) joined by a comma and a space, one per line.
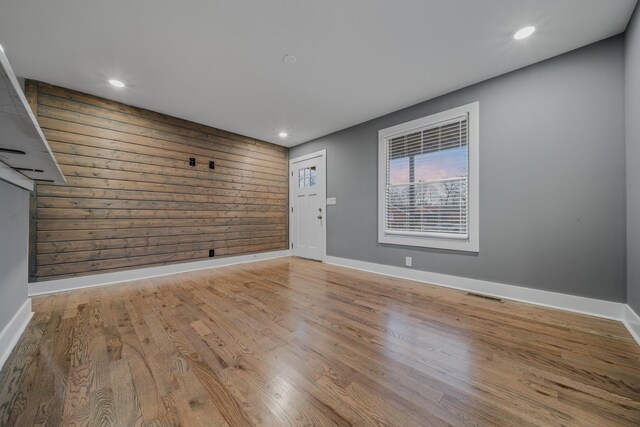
298, 166, 317, 188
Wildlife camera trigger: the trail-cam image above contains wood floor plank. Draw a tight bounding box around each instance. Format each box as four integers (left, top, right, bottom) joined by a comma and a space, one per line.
0, 313, 48, 426
32, 313, 76, 427
1, 257, 639, 426
109, 358, 144, 427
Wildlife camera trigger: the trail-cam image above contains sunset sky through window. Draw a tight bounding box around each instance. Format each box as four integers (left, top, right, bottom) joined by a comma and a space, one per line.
389, 147, 467, 185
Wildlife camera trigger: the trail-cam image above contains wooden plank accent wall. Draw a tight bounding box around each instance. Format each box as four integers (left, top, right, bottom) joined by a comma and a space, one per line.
26, 80, 289, 281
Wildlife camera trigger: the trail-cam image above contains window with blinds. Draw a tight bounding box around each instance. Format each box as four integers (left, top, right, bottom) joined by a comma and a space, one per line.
378, 102, 479, 252
385, 117, 468, 238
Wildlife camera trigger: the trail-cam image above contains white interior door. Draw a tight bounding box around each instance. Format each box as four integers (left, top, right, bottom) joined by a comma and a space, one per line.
290, 151, 326, 261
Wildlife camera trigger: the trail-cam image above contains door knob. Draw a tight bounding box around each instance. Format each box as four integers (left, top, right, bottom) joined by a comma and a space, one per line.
317, 215, 323, 219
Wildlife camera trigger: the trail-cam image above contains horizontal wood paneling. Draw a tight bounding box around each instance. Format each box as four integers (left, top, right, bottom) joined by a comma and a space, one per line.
36, 186, 285, 205
36, 230, 286, 254
37, 224, 286, 242
28, 81, 289, 280
37, 83, 286, 158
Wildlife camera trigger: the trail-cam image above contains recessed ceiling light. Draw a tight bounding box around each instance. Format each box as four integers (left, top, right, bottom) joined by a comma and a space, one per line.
514, 26, 536, 40
282, 55, 297, 66
108, 79, 125, 88
278, 131, 288, 138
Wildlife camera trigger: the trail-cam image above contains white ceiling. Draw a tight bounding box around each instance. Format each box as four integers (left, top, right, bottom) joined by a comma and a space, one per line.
0, 0, 636, 147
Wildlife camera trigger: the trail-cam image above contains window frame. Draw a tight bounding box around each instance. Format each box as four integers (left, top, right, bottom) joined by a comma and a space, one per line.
377, 102, 479, 252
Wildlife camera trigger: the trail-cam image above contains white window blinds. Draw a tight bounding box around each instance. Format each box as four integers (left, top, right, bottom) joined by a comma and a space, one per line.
384, 116, 469, 238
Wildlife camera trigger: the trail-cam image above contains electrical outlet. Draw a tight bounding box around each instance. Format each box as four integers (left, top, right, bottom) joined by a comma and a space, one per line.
189, 157, 196, 167
405, 257, 412, 267
209, 161, 215, 169
209, 249, 215, 257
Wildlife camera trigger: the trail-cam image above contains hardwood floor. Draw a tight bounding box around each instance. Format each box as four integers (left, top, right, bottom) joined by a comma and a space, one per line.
1, 257, 639, 426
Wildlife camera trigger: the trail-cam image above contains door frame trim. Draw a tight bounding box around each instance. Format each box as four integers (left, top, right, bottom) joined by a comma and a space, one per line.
289, 149, 327, 262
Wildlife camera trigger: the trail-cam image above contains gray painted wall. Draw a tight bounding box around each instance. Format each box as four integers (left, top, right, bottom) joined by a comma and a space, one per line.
627, 8, 640, 313
0, 179, 30, 333
292, 35, 627, 302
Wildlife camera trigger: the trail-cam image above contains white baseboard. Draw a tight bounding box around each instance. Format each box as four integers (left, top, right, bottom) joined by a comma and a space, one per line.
29, 250, 291, 296
0, 298, 33, 370
325, 256, 639, 345
622, 305, 640, 344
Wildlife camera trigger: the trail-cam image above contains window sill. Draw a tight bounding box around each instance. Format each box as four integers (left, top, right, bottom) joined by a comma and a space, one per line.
378, 232, 479, 252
